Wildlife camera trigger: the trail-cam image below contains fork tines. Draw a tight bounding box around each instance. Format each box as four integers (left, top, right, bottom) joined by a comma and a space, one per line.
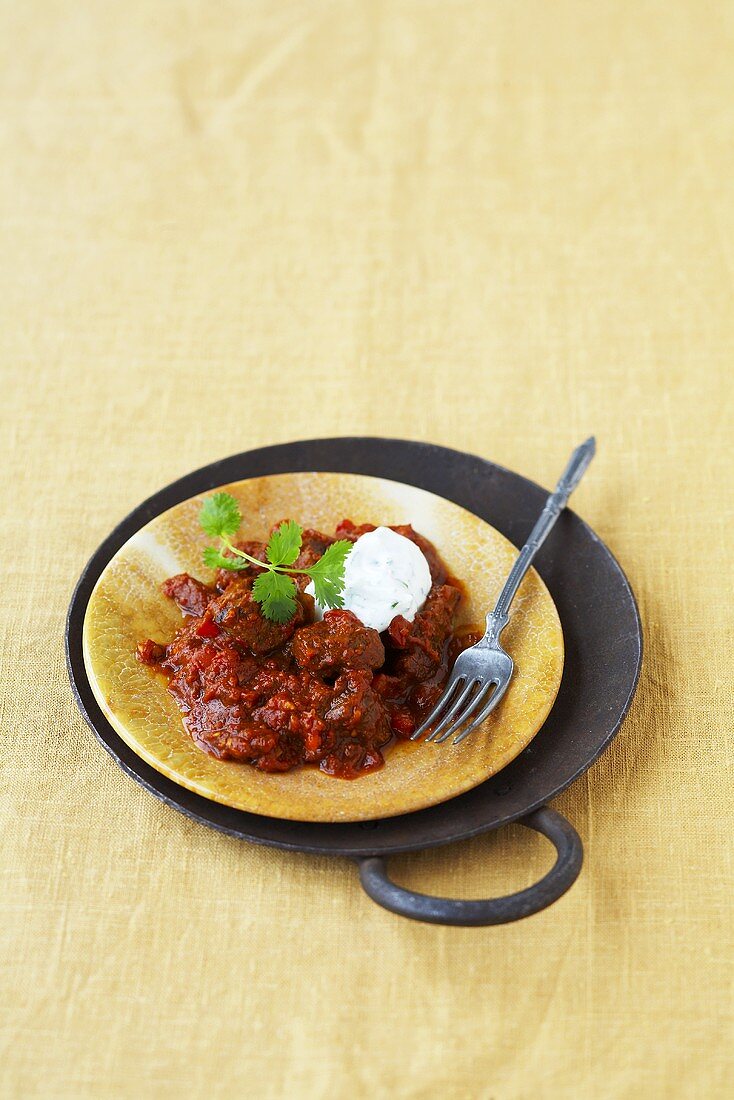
411, 674, 508, 746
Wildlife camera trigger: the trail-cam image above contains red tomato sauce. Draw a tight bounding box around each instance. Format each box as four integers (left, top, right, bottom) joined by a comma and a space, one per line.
137, 521, 476, 779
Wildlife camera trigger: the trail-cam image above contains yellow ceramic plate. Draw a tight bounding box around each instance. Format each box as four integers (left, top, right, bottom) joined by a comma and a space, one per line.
83, 472, 564, 822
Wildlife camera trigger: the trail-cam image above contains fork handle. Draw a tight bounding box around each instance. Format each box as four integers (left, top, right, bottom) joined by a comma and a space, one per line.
488, 437, 596, 631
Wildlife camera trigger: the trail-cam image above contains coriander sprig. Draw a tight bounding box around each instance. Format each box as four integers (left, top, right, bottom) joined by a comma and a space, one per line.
199, 492, 352, 624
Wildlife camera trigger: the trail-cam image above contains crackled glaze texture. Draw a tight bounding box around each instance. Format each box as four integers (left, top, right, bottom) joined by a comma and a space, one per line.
82, 473, 564, 821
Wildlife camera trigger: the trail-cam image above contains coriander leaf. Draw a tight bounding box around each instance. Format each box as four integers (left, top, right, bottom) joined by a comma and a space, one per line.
265, 519, 303, 568
309, 573, 345, 610
202, 546, 250, 572
307, 538, 352, 579
252, 571, 298, 624
199, 492, 242, 539
306, 539, 352, 610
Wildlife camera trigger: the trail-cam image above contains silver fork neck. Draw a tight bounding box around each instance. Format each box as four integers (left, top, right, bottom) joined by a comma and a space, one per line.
482, 610, 509, 644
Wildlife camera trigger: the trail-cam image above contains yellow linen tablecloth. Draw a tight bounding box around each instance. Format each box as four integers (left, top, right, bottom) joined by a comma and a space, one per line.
1, 3, 732, 1097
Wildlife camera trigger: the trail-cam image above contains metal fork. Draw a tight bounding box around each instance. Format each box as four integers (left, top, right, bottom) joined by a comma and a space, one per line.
411, 437, 596, 746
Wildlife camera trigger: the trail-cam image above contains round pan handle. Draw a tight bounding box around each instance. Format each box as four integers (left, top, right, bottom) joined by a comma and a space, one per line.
357, 806, 582, 926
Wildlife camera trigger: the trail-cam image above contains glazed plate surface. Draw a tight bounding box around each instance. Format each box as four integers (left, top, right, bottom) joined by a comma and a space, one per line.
83, 472, 564, 822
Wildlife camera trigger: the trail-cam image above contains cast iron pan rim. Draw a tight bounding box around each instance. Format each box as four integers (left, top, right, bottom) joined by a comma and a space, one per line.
65, 436, 642, 857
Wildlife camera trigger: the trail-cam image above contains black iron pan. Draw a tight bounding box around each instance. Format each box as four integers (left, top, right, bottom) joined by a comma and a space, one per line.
66, 438, 642, 926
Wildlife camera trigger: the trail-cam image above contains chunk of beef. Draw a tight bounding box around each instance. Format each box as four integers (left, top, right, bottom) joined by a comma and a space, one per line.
192, 713, 304, 771
292, 609, 385, 676
136, 638, 167, 665
163, 633, 254, 761
387, 583, 461, 681
324, 669, 391, 738
208, 578, 305, 654
161, 574, 215, 617
334, 519, 377, 542
251, 670, 333, 764
319, 669, 391, 777
164, 627, 256, 701
162, 635, 297, 767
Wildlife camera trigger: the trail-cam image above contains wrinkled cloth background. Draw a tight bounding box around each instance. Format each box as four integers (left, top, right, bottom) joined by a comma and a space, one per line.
1, 2, 732, 1098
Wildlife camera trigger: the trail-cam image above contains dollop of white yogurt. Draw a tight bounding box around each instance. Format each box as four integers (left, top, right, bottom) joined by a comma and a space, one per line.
306, 526, 432, 632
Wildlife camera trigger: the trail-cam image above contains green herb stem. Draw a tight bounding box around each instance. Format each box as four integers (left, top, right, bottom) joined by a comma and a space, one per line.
199, 492, 352, 622
220, 535, 318, 577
